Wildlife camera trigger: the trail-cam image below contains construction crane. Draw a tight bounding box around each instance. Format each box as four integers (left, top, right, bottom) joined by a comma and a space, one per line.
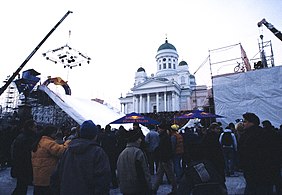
257, 18, 282, 42
0, 11, 73, 96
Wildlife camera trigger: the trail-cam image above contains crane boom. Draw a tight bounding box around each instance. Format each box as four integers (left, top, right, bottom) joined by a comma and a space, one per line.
257, 18, 282, 42
0, 10, 73, 96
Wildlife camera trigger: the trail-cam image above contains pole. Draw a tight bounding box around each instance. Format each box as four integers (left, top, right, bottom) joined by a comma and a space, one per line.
0, 10, 73, 96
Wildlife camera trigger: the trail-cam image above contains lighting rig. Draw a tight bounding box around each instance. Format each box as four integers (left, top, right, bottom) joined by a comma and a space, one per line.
42, 44, 91, 69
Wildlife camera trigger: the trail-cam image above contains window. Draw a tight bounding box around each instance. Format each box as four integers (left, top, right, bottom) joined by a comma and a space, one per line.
153, 105, 157, 113
168, 63, 171, 68
173, 64, 176, 69
159, 64, 161, 70
163, 63, 166, 69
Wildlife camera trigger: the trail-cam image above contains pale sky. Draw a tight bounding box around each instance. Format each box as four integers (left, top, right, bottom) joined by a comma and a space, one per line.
1, 0, 282, 108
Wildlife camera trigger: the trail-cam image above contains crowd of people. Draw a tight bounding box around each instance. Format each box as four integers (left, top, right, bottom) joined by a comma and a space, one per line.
3, 111, 282, 194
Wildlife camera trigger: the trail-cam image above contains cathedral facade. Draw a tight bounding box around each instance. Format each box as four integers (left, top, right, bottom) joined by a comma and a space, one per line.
119, 39, 209, 114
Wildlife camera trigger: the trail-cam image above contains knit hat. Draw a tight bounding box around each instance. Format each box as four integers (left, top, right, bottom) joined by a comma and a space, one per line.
80, 120, 98, 139
171, 124, 179, 131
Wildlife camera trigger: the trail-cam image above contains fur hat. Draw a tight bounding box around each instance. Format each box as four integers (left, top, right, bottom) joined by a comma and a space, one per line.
80, 120, 98, 139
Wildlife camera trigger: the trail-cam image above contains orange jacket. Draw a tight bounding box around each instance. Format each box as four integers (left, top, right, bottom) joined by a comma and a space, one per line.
171, 131, 184, 155
32, 136, 68, 186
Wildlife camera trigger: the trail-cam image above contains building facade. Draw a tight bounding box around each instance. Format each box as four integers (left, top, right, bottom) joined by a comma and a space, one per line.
119, 39, 209, 114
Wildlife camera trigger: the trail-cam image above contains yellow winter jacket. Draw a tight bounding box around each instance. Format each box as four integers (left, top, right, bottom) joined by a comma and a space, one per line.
32, 136, 68, 186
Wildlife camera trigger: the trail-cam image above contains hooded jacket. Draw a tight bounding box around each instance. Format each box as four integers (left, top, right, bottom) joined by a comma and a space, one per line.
32, 136, 67, 186
54, 138, 111, 195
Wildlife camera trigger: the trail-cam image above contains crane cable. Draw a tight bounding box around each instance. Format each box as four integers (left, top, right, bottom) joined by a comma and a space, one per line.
193, 56, 209, 75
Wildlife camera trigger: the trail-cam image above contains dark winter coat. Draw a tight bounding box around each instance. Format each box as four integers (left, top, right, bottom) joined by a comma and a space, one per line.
51, 138, 111, 195
10, 131, 36, 183
156, 130, 173, 162
238, 125, 281, 184
201, 131, 225, 182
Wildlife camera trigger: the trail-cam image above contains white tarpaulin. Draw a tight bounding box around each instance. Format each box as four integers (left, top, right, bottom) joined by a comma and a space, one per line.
213, 66, 282, 128
38, 85, 149, 134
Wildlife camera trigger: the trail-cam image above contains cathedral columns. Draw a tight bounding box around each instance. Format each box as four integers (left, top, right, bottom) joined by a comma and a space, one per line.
139, 95, 143, 113
164, 92, 167, 112
156, 92, 159, 112
172, 92, 175, 111
133, 95, 136, 112
147, 93, 150, 113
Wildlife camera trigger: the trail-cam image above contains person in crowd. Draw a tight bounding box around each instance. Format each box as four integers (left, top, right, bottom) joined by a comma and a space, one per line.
117, 127, 152, 195
67, 126, 78, 140
145, 125, 160, 175
152, 122, 177, 195
10, 119, 37, 195
261, 120, 282, 194
54, 130, 64, 145
278, 124, 282, 136
51, 120, 111, 195
100, 124, 119, 189
235, 121, 245, 141
133, 122, 148, 154
219, 124, 238, 176
116, 125, 128, 156
238, 113, 280, 194
201, 122, 227, 190
170, 124, 184, 182
62, 126, 71, 142
32, 125, 68, 195
178, 124, 228, 195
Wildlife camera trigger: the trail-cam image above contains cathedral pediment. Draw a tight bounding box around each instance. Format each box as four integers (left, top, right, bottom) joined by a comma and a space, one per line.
132, 79, 176, 91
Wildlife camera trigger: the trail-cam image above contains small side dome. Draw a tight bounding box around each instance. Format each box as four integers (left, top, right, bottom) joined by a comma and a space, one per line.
189, 74, 195, 78
137, 67, 145, 72
157, 39, 176, 52
179, 60, 188, 66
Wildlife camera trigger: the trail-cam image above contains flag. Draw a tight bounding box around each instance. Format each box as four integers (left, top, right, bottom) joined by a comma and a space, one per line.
240, 44, 251, 71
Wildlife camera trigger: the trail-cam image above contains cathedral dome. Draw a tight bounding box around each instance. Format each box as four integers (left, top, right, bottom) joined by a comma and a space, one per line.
179, 60, 188, 66
137, 67, 145, 72
157, 39, 176, 52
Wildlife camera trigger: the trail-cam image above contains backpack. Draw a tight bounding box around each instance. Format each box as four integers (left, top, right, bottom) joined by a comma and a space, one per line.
177, 160, 226, 195
221, 132, 233, 146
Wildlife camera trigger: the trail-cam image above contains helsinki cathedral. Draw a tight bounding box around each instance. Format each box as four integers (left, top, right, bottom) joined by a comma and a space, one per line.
119, 38, 209, 114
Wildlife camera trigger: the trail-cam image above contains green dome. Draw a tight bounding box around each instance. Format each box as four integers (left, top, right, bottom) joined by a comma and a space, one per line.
179, 60, 188, 66
157, 39, 176, 52
137, 67, 145, 72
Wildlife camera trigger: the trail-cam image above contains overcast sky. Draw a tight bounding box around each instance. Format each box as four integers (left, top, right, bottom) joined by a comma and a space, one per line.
1, 0, 282, 108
